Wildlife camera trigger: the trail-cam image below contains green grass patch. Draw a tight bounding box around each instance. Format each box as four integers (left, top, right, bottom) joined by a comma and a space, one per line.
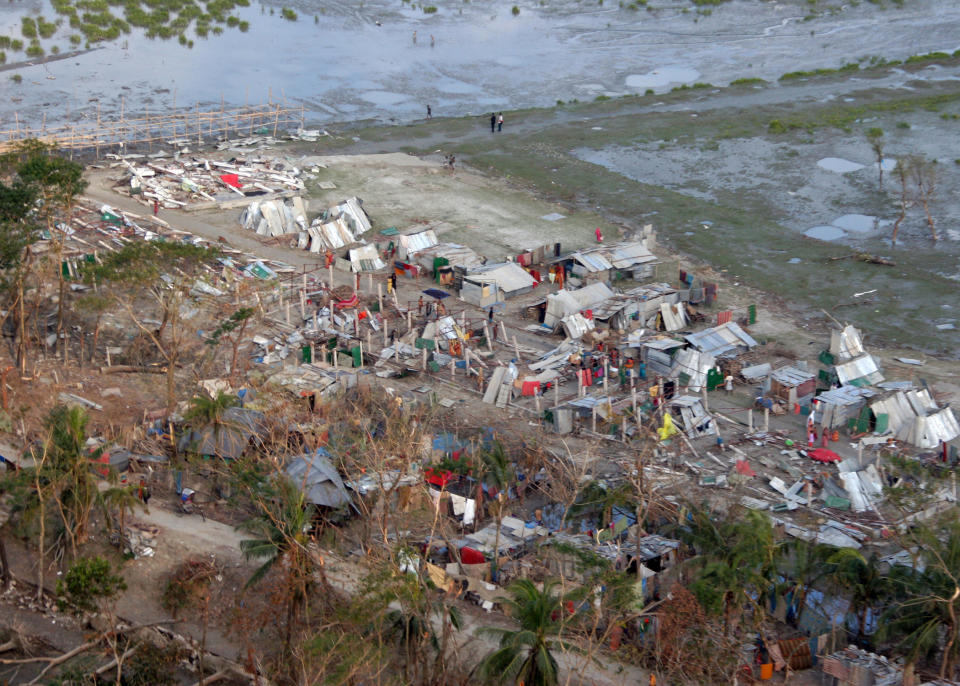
730, 77, 766, 87
281, 7, 297, 20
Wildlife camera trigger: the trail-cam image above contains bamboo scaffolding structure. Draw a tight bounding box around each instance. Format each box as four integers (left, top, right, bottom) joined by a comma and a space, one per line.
0, 103, 305, 156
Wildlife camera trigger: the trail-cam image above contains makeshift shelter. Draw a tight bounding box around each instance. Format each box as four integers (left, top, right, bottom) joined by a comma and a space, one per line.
325, 197, 371, 236
684, 321, 757, 358
869, 390, 960, 449
285, 451, 353, 509
397, 229, 439, 259
460, 262, 536, 306
641, 337, 684, 377
669, 348, 715, 392
178, 407, 267, 459
834, 354, 884, 387
542, 282, 615, 329
816, 385, 877, 430
559, 240, 659, 285
240, 197, 306, 237
668, 396, 717, 438
770, 365, 816, 406
347, 244, 386, 272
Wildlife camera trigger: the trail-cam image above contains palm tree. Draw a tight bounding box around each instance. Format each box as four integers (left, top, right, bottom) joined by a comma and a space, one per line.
239, 475, 315, 653
480, 442, 515, 582
879, 522, 960, 681
567, 480, 634, 531
476, 579, 570, 686
827, 549, 889, 645
40, 405, 104, 553
100, 484, 145, 536
776, 539, 838, 625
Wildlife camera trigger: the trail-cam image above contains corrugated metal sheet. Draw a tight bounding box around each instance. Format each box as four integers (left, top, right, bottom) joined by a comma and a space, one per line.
561, 313, 594, 339
660, 302, 688, 331
771, 366, 815, 387
399, 229, 438, 255
830, 325, 865, 360
684, 322, 757, 356
834, 354, 883, 386
741, 362, 772, 380
465, 262, 536, 293
817, 385, 876, 407
608, 242, 657, 268
669, 348, 715, 391
575, 252, 613, 272
870, 390, 960, 449
644, 338, 684, 351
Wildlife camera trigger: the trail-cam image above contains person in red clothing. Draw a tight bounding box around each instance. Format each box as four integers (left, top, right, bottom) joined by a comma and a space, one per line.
595, 227, 603, 242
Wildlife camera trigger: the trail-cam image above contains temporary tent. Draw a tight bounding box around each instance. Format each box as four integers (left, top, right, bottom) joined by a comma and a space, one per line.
285, 451, 353, 509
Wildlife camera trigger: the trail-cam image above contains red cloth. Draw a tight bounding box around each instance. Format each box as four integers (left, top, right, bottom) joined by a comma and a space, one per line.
809, 448, 841, 463
460, 547, 485, 565
522, 381, 541, 396
583, 309, 593, 319
335, 293, 359, 310
220, 174, 241, 188
717, 310, 733, 325
579, 369, 592, 387
424, 468, 453, 486
735, 460, 756, 477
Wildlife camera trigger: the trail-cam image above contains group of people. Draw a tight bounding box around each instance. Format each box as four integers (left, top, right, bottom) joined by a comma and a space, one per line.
489, 112, 504, 132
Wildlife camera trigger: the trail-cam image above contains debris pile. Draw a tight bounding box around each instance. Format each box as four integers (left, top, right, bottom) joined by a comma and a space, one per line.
109, 154, 306, 209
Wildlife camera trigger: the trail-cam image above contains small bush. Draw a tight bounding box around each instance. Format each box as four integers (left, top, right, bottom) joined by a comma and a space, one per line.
730, 77, 766, 87
38, 16, 58, 38
26, 41, 44, 57
645, 88, 654, 95
281, 7, 297, 20
0, 52, 5, 64
511, 5, 520, 14
594, 94, 610, 101
422, 4, 438, 11
768, 119, 787, 134
11, 74, 23, 83
905, 51, 951, 64
238, 20, 250, 31
56, 556, 127, 615
21, 17, 38, 39
896, 121, 910, 129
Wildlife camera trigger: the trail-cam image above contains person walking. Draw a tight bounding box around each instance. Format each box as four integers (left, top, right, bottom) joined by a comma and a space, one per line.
490, 113, 496, 132
427, 104, 432, 118
724, 373, 734, 394
497, 112, 504, 131
153, 199, 159, 216
595, 227, 604, 243
418, 295, 424, 314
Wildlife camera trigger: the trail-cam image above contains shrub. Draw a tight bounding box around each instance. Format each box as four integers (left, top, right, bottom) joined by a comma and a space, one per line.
26, 41, 44, 57
730, 77, 766, 86
281, 7, 297, 20
896, 121, 910, 129
511, 5, 520, 14
11, 74, 22, 83
56, 556, 127, 615
38, 16, 58, 38
22, 17, 38, 39
594, 94, 610, 101
422, 4, 438, 11
238, 20, 249, 31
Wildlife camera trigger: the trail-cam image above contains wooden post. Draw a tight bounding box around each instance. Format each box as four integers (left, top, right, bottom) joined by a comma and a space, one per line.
383, 324, 388, 347
764, 407, 770, 432
535, 393, 541, 415
378, 283, 383, 312
592, 406, 597, 433
334, 348, 339, 369
701, 384, 708, 412
500, 321, 507, 342
483, 323, 493, 352
422, 347, 427, 371
603, 362, 609, 394
358, 341, 363, 368
450, 360, 455, 381
310, 342, 315, 365
285, 302, 290, 324
366, 330, 371, 353
367, 273, 373, 292
554, 382, 559, 408
407, 310, 412, 331
748, 408, 754, 432
632, 387, 637, 415
328, 265, 334, 289
512, 335, 520, 361
578, 371, 584, 397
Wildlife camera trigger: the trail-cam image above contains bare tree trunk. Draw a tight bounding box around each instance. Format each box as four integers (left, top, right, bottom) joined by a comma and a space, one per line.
922, 196, 938, 241
0, 534, 10, 590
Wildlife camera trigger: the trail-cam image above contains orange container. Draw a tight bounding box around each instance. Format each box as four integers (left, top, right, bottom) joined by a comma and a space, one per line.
760, 663, 774, 680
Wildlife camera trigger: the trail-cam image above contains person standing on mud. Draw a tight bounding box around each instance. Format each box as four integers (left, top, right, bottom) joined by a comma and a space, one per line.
497, 112, 504, 132
490, 113, 496, 132
427, 104, 432, 118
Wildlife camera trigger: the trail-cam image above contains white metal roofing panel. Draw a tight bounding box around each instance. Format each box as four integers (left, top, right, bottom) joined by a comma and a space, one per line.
574, 252, 613, 272
400, 230, 438, 254
835, 354, 883, 386
561, 313, 595, 339
830, 325, 866, 360
818, 385, 875, 406
568, 282, 615, 309
466, 262, 536, 293
741, 363, 773, 381
644, 338, 684, 351
661, 302, 688, 332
